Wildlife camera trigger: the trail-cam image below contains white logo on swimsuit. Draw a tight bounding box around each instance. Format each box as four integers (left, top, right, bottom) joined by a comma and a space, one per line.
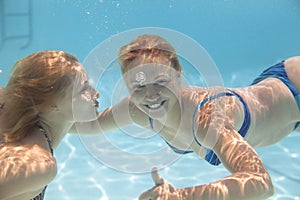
135, 71, 146, 85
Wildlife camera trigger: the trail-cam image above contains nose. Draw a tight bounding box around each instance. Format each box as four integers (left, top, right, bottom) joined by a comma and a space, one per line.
145, 85, 159, 101
90, 86, 99, 99
93, 92, 100, 99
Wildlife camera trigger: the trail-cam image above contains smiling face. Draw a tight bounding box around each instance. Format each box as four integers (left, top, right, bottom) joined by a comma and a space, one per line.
118, 34, 183, 119
124, 63, 181, 119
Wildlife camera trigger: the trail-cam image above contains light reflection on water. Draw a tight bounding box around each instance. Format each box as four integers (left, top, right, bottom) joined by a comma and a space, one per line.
46, 130, 300, 200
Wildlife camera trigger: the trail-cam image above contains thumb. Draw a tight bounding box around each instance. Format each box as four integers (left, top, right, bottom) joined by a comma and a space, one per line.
151, 167, 164, 186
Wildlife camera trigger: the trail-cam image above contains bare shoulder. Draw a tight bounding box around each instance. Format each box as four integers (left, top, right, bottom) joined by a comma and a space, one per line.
180, 86, 209, 103
188, 87, 241, 148
181, 86, 245, 134
0, 142, 57, 198
0, 142, 57, 178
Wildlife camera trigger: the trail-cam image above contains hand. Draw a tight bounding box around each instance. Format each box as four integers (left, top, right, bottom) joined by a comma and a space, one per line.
139, 167, 182, 200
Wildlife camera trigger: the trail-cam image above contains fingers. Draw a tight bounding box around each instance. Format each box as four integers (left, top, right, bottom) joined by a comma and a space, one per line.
151, 167, 164, 186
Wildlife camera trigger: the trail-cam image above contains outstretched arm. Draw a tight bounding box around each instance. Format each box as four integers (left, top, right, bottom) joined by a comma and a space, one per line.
69, 96, 142, 134
182, 124, 273, 199
140, 99, 274, 200
140, 124, 273, 200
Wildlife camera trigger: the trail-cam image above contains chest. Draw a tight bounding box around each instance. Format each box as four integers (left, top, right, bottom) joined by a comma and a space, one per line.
147, 91, 246, 150
149, 115, 195, 150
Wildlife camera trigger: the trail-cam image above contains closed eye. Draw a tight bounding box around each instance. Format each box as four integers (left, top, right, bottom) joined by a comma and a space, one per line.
133, 84, 145, 91
156, 79, 170, 86
80, 83, 90, 93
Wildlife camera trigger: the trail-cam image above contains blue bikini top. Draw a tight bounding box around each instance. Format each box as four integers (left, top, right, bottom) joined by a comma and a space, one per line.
149, 89, 251, 166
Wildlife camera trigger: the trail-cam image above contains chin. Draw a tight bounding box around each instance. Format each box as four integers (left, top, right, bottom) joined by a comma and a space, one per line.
149, 111, 167, 120
147, 103, 169, 119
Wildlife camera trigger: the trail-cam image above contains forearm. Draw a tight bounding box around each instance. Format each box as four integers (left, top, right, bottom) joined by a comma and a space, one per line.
191, 120, 274, 199
179, 171, 273, 200
70, 97, 133, 134
70, 107, 116, 134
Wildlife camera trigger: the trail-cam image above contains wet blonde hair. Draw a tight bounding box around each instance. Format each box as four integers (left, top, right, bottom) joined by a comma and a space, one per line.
118, 34, 182, 74
0, 50, 81, 142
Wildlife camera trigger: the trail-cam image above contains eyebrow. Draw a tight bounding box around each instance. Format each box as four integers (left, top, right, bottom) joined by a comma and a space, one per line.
130, 81, 143, 85
129, 76, 170, 84
154, 74, 171, 80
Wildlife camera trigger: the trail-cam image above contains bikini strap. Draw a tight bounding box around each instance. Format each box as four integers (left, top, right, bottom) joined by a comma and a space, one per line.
37, 125, 54, 155
192, 91, 234, 146
192, 89, 251, 166
228, 89, 251, 137
149, 117, 153, 129
295, 95, 300, 112
30, 186, 47, 200
149, 89, 251, 166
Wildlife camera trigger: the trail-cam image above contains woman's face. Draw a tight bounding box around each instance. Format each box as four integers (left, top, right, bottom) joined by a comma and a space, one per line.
123, 63, 181, 119
62, 65, 99, 122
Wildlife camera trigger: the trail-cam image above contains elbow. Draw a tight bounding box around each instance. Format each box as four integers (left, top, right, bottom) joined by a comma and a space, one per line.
264, 175, 274, 199
261, 167, 274, 198
254, 171, 274, 199
261, 184, 274, 200
41, 155, 57, 185
238, 171, 274, 199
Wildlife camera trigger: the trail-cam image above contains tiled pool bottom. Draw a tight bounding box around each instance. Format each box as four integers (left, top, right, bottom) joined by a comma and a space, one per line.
46, 132, 300, 200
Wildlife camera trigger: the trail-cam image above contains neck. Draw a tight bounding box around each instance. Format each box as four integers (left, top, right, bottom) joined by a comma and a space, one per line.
151, 96, 182, 130
38, 111, 74, 149
167, 98, 182, 128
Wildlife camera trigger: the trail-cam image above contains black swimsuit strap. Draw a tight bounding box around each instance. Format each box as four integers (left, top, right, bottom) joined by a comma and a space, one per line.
37, 125, 53, 155
29, 126, 53, 200
30, 186, 47, 200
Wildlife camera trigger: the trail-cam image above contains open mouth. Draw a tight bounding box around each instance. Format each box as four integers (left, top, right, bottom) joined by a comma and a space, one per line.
144, 100, 166, 110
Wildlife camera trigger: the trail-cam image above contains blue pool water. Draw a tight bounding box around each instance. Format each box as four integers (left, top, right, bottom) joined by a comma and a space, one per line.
1, 0, 300, 199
